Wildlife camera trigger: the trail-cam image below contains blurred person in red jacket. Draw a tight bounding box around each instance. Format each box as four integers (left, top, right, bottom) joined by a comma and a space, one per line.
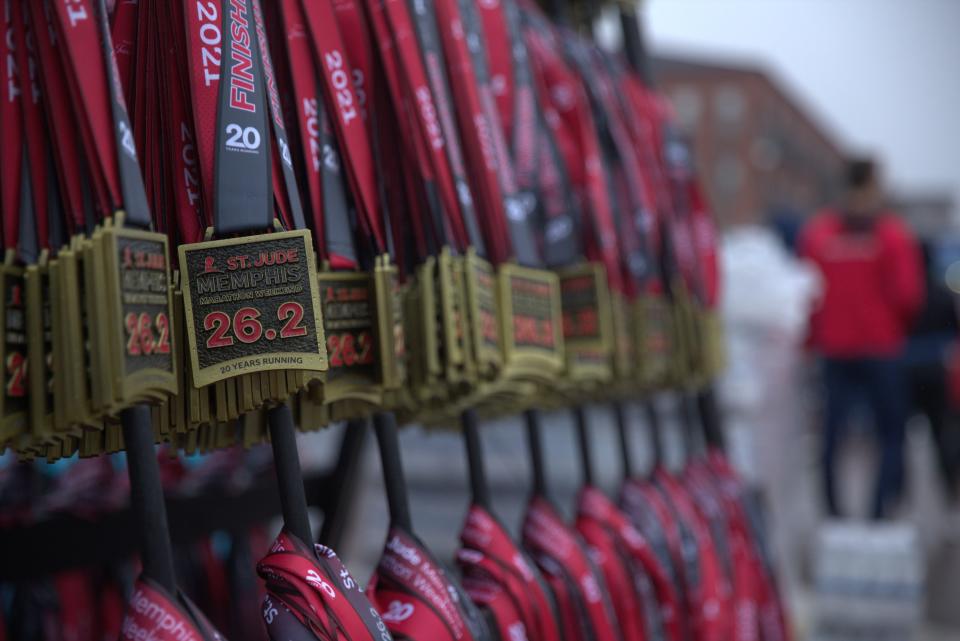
799, 158, 925, 519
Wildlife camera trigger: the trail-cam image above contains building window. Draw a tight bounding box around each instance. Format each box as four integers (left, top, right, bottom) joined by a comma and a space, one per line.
714, 153, 743, 196
750, 137, 782, 172
670, 85, 702, 133
714, 84, 745, 132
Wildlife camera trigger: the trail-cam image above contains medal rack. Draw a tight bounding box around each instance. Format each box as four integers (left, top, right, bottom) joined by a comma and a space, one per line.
0, 0, 752, 637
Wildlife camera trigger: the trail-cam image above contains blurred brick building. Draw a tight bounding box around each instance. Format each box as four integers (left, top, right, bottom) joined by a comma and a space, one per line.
653, 55, 846, 228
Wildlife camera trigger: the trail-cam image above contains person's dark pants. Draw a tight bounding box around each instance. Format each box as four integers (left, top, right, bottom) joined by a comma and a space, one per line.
822, 356, 908, 520
908, 361, 960, 501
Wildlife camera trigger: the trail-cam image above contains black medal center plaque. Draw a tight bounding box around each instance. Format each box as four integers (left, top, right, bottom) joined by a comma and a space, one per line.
179, 230, 327, 387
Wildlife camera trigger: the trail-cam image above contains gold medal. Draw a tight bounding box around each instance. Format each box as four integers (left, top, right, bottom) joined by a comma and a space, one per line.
463, 250, 501, 382
0, 252, 28, 447
82, 228, 114, 420
24, 254, 54, 441
634, 293, 673, 390
57, 240, 95, 427
315, 269, 381, 410
412, 258, 444, 404
178, 229, 327, 388
496, 263, 564, 387
558, 263, 615, 391
48, 257, 68, 434
702, 307, 726, 380
375, 255, 407, 392
101, 217, 179, 407
610, 291, 635, 386
438, 248, 470, 389
170, 273, 188, 435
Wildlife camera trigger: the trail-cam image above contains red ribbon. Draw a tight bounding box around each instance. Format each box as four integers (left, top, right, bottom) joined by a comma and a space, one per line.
653, 468, 731, 641
110, 0, 139, 106
50, 0, 122, 218
522, 496, 621, 641
299, 0, 385, 252
120, 577, 227, 641
707, 454, 791, 641
11, 0, 50, 250
368, 526, 480, 641
27, 0, 87, 236
522, 7, 622, 288
272, 0, 330, 257
459, 504, 563, 641
577, 486, 684, 641
365, 0, 473, 254
181, 0, 224, 226
257, 529, 390, 641
433, 0, 516, 264
0, 0, 24, 251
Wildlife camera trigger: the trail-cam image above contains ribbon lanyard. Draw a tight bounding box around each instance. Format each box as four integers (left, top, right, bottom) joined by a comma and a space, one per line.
569, 41, 654, 295
51, 0, 121, 220
28, 0, 87, 240
605, 56, 668, 277
309, 0, 385, 248
406, 0, 485, 257
273, 0, 332, 261
181, 0, 300, 239
273, 0, 409, 410
665, 135, 714, 304
369, 0, 478, 259
635, 88, 684, 291
356, 2, 436, 262
499, 4, 578, 269
11, 1, 53, 260
522, 9, 623, 292
523, 496, 622, 641
155, 0, 205, 245
95, 0, 150, 230
253, 0, 306, 233
122, 575, 227, 641
435, 0, 541, 267
478, 0, 546, 264
0, 0, 29, 446
295, 0, 382, 255
370, 414, 489, 641
182, 0, 224, 230
212, 0, 271, 235
41, 0, 192, 625
0, 0, 22, 260
258, 530, 390, 641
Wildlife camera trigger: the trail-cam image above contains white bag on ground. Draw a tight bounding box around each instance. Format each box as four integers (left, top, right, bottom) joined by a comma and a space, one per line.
812, 519, 924, 641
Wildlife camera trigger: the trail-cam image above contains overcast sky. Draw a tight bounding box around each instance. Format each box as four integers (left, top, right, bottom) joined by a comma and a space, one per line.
642, 0, 960, 209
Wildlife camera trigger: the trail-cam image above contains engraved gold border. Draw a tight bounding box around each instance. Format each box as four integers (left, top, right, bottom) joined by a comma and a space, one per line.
24, 261, 52, 437
497, 263, 564, 381
315, 270, 382, 407
0, 262, 26, 444
374, 255, 406, 390
103, 225, 179, 403
557, 262, 615, 384
178, 229, 328, 388
464, 250, 502, 380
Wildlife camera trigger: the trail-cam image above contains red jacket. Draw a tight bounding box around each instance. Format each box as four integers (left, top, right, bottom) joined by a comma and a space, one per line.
799, 209, 924, 357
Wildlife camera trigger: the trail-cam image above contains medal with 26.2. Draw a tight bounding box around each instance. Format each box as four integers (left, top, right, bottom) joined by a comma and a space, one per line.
203, 303, 308, 348
178, 230, 327, 387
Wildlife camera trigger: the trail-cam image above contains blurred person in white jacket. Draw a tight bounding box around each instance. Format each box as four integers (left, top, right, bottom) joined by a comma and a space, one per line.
717, 223, 820, 594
